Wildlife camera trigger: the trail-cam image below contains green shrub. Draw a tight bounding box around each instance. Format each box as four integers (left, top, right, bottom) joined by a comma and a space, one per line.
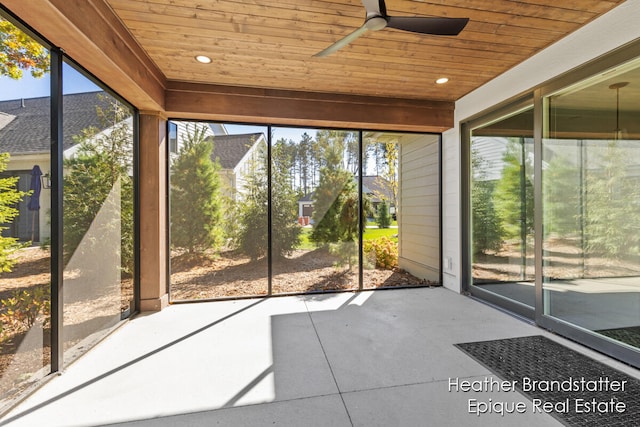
0, 153, 28, 272
0, 286, 50, 338
376, 200, 392, 229
363, 236, 398, 270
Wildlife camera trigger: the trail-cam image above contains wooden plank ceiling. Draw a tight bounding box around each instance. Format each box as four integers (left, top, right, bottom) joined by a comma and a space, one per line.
105, 0, 624, 102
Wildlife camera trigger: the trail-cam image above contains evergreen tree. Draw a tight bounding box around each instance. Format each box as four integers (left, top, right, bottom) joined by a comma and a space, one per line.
0, 153, 27, 272
543, 152, 581, 236
298, 132, 314, 194
584, 141, 640, 258
376, 199, 392, 229
381, 141, 398, 216
235, 139, 301, 260
494, 140, 534, 241
271, 142, 303, 257
63, 95, 134, 272
233, 153, 268, 260
471, 148, 502, 256
170, 126, 222, 254
310, 131, 359, 245
310, 130, 371, 252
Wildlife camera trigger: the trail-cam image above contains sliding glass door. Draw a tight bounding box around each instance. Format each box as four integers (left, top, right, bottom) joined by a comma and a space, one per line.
468, 107, 535, 316
542, 58, 640, 350
466, 53, 640, 366
61, 61, 135, 365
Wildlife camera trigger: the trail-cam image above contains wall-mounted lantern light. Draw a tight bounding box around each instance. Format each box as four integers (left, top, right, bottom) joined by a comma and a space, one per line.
41, 172, 52, 189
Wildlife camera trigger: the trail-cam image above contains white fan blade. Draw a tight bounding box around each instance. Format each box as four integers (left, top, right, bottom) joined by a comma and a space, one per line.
314, 25, 369, 57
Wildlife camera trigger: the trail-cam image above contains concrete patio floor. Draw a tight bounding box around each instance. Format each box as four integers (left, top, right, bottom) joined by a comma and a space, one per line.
1, 287, 638, 426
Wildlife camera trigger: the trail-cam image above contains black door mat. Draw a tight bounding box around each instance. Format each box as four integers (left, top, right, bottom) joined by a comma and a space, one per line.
597, 327, 640, 349
455, 335, 640, 426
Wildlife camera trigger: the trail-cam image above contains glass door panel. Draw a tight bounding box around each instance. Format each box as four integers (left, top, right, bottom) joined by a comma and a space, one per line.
61, 62, 135, 364
169, 122, 269, 300
0, 18, 51, 407
543, 59, 640, 349
271, 127, 359, 293
470, 108, 535, 309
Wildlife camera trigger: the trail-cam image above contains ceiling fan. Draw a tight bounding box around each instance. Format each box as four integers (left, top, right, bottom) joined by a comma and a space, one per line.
314, 0, 469, 57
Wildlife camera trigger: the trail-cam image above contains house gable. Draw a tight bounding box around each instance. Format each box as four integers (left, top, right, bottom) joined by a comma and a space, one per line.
0, 91, 118, 155
209, 132, 265, 171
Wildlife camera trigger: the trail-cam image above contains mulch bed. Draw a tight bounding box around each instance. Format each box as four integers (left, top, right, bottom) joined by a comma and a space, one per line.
170, 248, 433, 300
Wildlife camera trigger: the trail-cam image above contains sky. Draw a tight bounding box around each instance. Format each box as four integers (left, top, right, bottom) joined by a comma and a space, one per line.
0, 62, 101, 101
226, 124, 317, 144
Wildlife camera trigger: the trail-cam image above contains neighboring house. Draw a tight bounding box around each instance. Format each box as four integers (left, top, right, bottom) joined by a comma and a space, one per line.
361, 175, 395, 215
0, 95, 264, 243
298, 192, 314, 222
297, 175, 395, 221
168, 121, 267, 202
209, 132, 267, 201
0, 91, 119, 243
167, 120, 217, 156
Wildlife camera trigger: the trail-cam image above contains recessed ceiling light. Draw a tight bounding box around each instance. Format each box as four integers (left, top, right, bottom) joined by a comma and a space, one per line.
195, 55, 212, 64
436, 77, 449, 84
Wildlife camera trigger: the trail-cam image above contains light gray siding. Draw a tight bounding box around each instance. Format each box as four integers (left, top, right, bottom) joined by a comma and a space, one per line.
398, 134, 440, 282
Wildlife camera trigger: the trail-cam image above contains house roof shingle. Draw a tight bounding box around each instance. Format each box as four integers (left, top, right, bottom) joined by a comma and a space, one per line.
209, 133, 263, 170
0, 91, 118, 155
360, 176, 393, 203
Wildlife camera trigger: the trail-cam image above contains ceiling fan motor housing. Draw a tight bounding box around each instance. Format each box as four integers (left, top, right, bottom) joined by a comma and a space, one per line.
365, 16, 388, 31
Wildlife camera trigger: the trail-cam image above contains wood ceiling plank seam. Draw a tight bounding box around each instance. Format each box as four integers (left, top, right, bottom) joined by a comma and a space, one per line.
397, 0, 601, 23
270, 0, 599, 27
503, 0, 622, 11
297, 0, 619, 19
107, 0, 365, 22
112, 10, 363, 38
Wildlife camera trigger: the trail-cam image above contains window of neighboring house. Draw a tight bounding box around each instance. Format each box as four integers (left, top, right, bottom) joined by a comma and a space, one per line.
169, 122, 178, 153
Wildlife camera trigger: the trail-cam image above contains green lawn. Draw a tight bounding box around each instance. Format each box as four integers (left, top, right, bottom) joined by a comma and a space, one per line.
366, 219, 398, 227
363, 226, 398, 242
298, 227, 315, 250
297, 225, 398, 250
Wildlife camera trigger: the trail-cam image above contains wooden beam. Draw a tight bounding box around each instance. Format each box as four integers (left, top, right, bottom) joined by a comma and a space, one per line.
166, 82, 454, 132
138, 112, 169, 311
1, 0, 166, 111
